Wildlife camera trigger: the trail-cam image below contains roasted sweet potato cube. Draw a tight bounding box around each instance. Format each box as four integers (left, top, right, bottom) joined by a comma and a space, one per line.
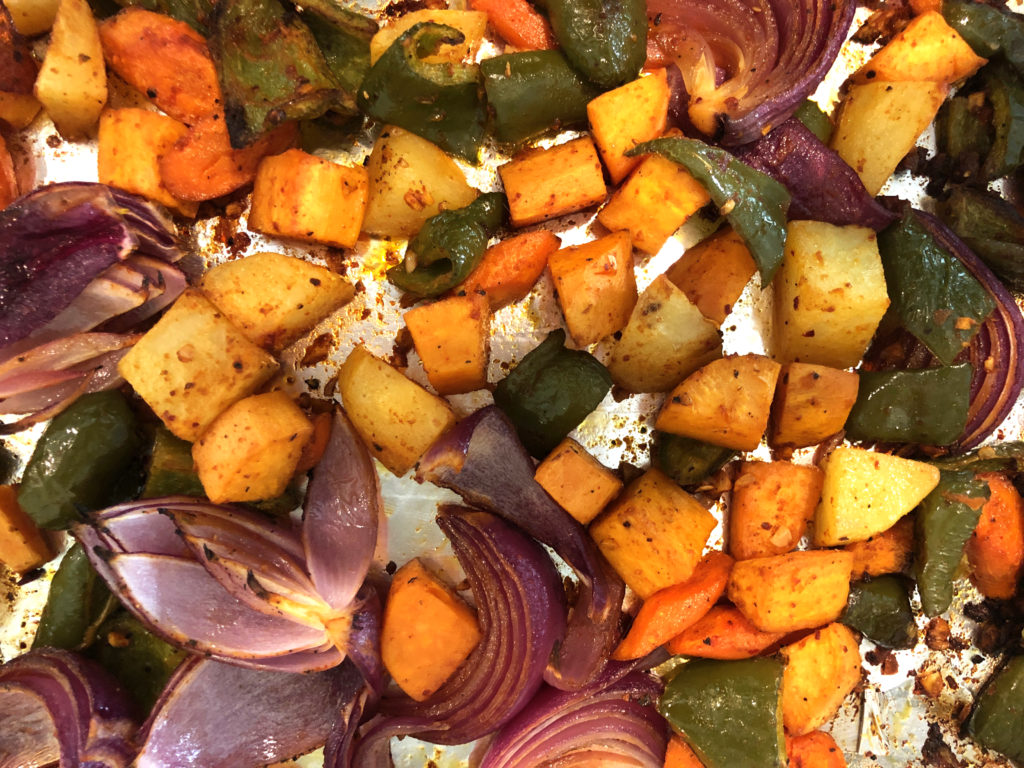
587, 68, 670, 183
655, 355, 782, 451
665, 735, 707, 768
845, 515, 915, 579
192, 391, 313, 504
249, 148, 368, 249
0, 1, 41, 131
0, 485, 53, 574
590, 468, 716, 599
118, 291, 279, 442
534, 438, 623, 526
786, 731, 848, 768
727, 550, 854, 633
404, 293, 490, 395
0, 135, 17, 208
381, 558, 481, 701
664, 227, 757, 325
0, 92, 41, 130
966, 472, 1024, 599
781, 623, 862, 736
500, 137, 607, 227
729, 461, 824, 560
770, 363, 860, 450
459, 230, 560, 310
548, 230, 637, 347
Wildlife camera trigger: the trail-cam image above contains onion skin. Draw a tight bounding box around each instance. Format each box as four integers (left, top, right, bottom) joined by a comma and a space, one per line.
417, 406, 625, 690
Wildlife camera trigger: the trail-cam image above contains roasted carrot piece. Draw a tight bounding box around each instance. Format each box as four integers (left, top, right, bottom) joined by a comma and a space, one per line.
469, 0, 556, 50
664, 735, 705, 768
786, 731, 847, 768
966, 472, 1024, 599
612, 550, 733, 660
459, 230, 560, 310
666, 604, 785, 659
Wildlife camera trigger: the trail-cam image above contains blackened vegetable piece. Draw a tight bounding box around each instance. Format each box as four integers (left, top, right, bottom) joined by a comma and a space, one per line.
298, 0, 377, 100
33, 543, 116, 651
878, 213, 995, 366
655, 432, 736, 487
659, 657, 786, 768
112, 0, 214, 35
629, 137, 790, 283
915, 470, 990, 617
969, 655, 1024, 764
981, 63, 1024, 181
842, 576, 916, 649
358, 22, 487, 162
387, 192, 507, 298
944, 0, 1024, 77
936, 95, 992, 175
481, 50, 601, 144
939, 186, 1024, 292
494, 329, 612, 458
844, 365, 973, 446
931, 441, 1024, 474
17, 390, 141, 530
211, 0, 346, 148
542, 0, 646, 89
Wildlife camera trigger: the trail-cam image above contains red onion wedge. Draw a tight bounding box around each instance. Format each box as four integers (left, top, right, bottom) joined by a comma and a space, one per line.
0, 648, 136, 768
351, 506, 567, 765
649, 0, 854, 146
417, 406, 625, 690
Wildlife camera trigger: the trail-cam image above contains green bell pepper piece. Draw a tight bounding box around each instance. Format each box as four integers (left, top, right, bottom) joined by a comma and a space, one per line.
915, 469, 990, 617
936, 95, 992, 167
32, 543, 117, 651
541, 0, 646, 89
968, 655, 1024, 764
493, 329, 612, 458
628, 137, 790, 283
878, 212, 995, 366
980, 63, 1024, 181
655, 432, 737, 487
844, 365, 973, 446
298, 0, 377, 100
112, 0, 213, 34
481, 50, 601, 144
660, 657, 786, 768
944, 0, 1024, 78
142, 427, 206, 499
793, 100, 833, 144
932, 441, 1024, 474
842, 576, 916, 649
387, 192, 507, 298
18, 390, 141, 530
358, 22, 487, 162
939, 185, 1024, 292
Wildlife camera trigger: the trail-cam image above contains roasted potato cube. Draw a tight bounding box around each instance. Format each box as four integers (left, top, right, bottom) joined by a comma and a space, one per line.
0, 485, 53, 574
534, 438, 623, 526
781, 623, 862, 736
664, 227, 757, 325
192, 391, 313, 504
404, 293, 490, 395
770, 363, 860, 450
5, 0, 59, 35
587, 69, 670, 183
118, 291, 278, 441
729, 461, 824, 560
590, 468, 717, 599
199, 252, 354, 351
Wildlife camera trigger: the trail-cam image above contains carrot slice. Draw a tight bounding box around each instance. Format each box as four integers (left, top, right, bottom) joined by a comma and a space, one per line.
786, 731, 847, 768
459, 230, 560, 309
664, 735, 705, 768
966, 472, 1024, 599
612, 550, 733, 660
469, 0, 556, 50
665, 605, 785, 660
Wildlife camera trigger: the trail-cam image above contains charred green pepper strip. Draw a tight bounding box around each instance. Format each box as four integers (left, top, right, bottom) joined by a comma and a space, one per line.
842, 576, 916, 650
932, 441, 1024, 474
936, 95, 992, 169
980, 63, 1024, 181
481, 50, 601, 144
944, 0, 1024, 77
541, 0, 647, 89
494, 329, 613, 458
844, 365, 973, 446
878, 212, 995, 366
299, 0, 377, 101
358, 22, 486, 162
794, 100, 833, 144
18, 391, 141, 530
212, 0, 347, 148
969, 655, 1024, 763
660, 657, 786, 768
655, 432, 737, 487
939, 186, 1024, 292
387, 192, 507, 298
628, 138, 790, 283
114, 0, 214, 34
32, 543, 117, 651
142, 427, 205, 499
915, 469, 990, 617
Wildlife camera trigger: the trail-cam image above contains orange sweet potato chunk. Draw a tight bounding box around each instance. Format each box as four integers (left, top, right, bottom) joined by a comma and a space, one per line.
966, 472, 1024, 599
844, 515, 915, 580
781, 623, 862, 736
786, 731, 847, 768
729, 461, 824, 560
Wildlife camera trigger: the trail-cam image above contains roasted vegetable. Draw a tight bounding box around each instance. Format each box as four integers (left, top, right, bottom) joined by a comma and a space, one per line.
842, 576, 916, 649
542, 0, 646, 88
33, 543, 115, 651
654, 433, 736, 487
969, 655, 1024, 764
939, 186, 1024, 292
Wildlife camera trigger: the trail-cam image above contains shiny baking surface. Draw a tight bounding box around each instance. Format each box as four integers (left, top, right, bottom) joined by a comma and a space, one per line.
3, 2, 1024, 766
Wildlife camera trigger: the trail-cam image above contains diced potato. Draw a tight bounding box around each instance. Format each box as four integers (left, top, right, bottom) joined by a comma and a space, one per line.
664, 227, 757, 325
336, 346, 456, 476
606, 275, 722, 393
192, 392, 313, 504
0, 92, 42, 130
34, 0, 107, 139
460, 230, 560, 310
249, 148, 368, 249
381, 558, 481, 701
587, 69, 670, 183
199, 252, 354, 351
770, 363, 860, 450
5, 0, 60, 36
852, 11, 986, 86
729, 461, 824, 560
655, 354, 782, 451
786, 731, 848, 768
500, 137, 607, 228
597, 153, 711, 255
547, 230, 637, 347
362, 126, 478, 238
845, 515, 915, 579
534, 438, 623, 526
0, 485, 53, 574
781, 623, 862, 736
814, 446, 940, 547
97, 108, 197, 217
772, 221, 889, 369
118, 291, 279, 442
369, 10, 487, 65
727, 550, 854, 633
830, 80, 947, 196
404, 293, 490, 395
590, 468, 717, 599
